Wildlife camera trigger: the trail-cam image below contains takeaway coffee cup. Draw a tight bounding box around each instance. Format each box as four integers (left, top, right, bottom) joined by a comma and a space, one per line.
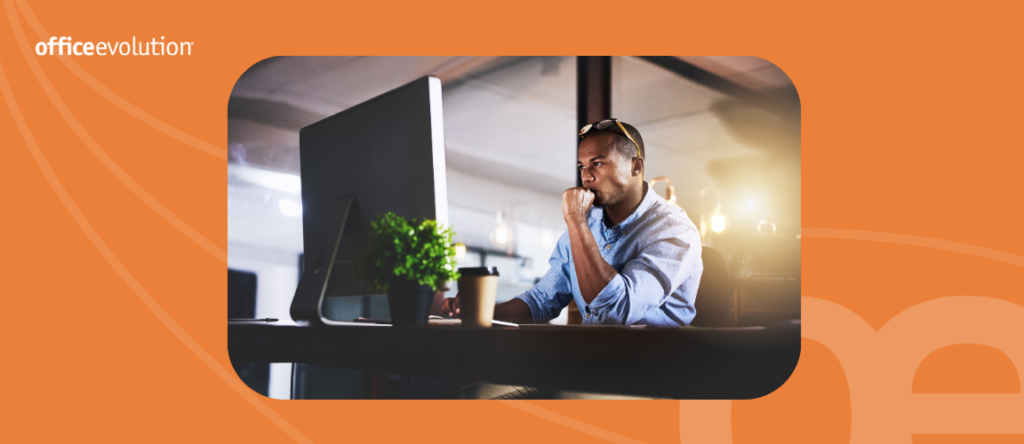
457, 267, 499, 327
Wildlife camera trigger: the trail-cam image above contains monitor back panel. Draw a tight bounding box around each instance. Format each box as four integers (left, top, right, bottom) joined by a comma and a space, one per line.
298, 76, 448, 299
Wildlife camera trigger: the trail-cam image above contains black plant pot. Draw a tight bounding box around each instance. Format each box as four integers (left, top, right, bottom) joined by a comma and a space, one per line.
387, 280, 434, 327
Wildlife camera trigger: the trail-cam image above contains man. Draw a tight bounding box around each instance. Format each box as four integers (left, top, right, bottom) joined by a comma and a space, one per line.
443, 120, 703, 327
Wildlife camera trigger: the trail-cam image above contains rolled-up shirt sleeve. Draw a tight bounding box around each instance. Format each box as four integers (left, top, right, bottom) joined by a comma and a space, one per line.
586, 224, 701, 325
513, 234, 574, 323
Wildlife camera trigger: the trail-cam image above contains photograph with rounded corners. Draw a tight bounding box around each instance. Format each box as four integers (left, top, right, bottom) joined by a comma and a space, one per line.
226, 56, 801, 400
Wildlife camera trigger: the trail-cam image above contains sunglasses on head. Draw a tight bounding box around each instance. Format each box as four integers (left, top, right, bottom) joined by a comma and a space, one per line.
579, 119, 641, 158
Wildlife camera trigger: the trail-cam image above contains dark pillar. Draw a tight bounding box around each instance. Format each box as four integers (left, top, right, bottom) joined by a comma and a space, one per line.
569, 57, 612, 325
576, 56, 612, 187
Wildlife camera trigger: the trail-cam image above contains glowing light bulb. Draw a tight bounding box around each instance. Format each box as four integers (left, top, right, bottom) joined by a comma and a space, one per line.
711, 215, 725, 233
495, 226, 509, 244
745, 198, 759, 212
454, 243, 466, 259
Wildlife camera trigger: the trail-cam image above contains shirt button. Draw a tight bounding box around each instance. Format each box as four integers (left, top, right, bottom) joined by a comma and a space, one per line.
605, 244, 611, 250
585, 313, 591, 318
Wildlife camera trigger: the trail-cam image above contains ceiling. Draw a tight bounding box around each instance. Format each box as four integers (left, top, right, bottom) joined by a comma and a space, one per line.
227, 56, 798, 226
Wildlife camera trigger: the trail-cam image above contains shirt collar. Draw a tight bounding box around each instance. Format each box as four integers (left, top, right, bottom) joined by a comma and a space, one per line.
598, 182, 658, 234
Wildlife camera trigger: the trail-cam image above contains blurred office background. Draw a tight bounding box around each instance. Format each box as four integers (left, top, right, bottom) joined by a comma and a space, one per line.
226, 56, 800, 398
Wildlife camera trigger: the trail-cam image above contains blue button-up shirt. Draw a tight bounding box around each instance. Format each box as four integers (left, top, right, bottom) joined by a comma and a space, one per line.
514, 185, 703, 327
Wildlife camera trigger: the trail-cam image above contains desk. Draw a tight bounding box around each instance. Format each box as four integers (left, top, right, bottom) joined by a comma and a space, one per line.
228, 322, 800, 399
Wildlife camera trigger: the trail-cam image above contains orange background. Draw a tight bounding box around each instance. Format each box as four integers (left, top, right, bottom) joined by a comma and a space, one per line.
2, 0, 1022, 442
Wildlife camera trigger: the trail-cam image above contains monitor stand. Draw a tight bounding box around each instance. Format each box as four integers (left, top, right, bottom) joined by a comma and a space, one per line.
290, 196, 355, 326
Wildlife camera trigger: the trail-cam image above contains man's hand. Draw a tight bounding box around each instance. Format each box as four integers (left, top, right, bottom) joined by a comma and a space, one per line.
442, 295, 534, 324
562, 187, 595, 226
562, 187, 619, 306
441, 294, 459, 318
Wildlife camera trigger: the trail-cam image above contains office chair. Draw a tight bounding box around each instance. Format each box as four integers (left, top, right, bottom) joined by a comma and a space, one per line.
690, 247, 733, 328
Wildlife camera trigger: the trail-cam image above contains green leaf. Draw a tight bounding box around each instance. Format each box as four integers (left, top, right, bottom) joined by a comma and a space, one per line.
353, 212, 460, 292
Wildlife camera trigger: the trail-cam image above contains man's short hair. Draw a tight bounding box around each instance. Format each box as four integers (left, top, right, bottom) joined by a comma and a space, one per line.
583, 121, 646, 160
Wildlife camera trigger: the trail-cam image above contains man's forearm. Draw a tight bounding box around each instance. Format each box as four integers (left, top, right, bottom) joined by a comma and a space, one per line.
493, 298, 533, 324
567, 221, 618, 304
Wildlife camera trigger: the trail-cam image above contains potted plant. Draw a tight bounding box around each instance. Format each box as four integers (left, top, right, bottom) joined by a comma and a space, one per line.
355, 212, 459, 326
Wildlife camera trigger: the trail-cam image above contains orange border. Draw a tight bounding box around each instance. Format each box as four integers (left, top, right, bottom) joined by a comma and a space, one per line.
3, 0, 1023, 442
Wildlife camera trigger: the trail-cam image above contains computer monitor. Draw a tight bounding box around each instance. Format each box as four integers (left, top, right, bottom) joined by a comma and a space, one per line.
289, 76, 448, 325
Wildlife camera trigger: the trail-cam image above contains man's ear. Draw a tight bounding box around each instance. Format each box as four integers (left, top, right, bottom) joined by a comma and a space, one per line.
632, 157, 645, 177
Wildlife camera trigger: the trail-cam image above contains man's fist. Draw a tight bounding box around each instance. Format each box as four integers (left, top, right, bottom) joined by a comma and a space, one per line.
562, 187, 595, 225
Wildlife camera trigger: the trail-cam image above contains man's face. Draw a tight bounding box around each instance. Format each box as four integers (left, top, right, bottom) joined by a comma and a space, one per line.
577, 133, 636, 207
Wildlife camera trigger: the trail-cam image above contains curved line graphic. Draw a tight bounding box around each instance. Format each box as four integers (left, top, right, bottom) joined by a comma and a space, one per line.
13, 0, 225, 160
802, 227, 1024, 269
5, 6, 652, 443
499, 401, 649, 444
17, 0, 1024, 438
6, 0, 226, 263
0, 40, 311, 444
